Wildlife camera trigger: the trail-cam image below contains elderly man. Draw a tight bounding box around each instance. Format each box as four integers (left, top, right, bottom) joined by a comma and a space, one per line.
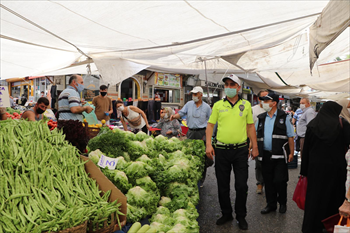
170, 86, 211, 139
58, 74, 93, 121
170, 86, 212, 185
206, 74, 258, 230
297, 98, 316, 159
252, 89, 269, 194
256, 93, 294, 215
21, 97, 49, 121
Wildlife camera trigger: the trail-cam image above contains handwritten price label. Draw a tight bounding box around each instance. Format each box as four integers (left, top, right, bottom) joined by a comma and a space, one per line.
97, 154, 118, 170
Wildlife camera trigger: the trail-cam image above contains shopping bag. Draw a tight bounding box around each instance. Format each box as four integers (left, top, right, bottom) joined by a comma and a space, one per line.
292, 176, 307, 210
334, 216, 350, 233
322, 214, 347, 233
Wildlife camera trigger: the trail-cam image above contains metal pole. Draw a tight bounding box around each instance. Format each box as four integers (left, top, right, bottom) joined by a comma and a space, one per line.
203, 59, 211, 105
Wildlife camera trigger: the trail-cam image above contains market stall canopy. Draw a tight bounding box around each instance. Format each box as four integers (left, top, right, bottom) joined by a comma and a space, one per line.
0, 1, 349, 98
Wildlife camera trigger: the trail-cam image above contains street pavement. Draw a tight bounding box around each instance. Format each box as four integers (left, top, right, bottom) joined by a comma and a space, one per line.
197, 157, 304, 233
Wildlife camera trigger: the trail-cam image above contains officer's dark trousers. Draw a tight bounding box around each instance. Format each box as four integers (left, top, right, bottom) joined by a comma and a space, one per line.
261, 150, 289, 208
215, 146, 248, 218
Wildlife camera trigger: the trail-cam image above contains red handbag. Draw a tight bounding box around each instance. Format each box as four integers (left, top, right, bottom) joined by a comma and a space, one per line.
293, 176, 308, 210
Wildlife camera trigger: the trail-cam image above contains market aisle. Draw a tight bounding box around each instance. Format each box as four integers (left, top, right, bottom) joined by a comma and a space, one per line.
197, 159, 304, 233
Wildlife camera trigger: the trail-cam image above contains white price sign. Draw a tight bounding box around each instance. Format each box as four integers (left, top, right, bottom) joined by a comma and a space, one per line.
0, 86, 10, 108
97, 154, 118, 170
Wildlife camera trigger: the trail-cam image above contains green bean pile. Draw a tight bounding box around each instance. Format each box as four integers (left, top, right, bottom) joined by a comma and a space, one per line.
0, 119, 123, 233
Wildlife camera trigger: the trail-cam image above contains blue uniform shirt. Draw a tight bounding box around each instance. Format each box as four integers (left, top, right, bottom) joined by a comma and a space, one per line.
255, 110, 294, 151
178, 100, 211, 129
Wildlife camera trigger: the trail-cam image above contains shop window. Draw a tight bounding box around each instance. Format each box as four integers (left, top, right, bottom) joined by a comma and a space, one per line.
154, 89, 180, 104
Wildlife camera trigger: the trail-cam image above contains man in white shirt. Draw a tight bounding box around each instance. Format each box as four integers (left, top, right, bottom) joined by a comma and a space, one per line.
297, 98, 316, 159
251, 89, 269, 194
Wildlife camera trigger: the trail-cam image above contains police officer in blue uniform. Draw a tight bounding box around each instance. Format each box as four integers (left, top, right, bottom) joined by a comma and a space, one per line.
256, 93, 294, 214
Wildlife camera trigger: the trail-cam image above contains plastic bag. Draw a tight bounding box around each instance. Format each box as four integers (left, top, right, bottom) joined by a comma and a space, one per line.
292, 176, 307, 210
44, 109, 56, 120
334, 216, 350, 233
82, 103, 98, 125
322, 214, 348, 233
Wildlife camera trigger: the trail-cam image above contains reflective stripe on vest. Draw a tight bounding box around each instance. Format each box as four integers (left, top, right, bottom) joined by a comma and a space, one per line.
272, 135, 288, 139
257, 138, 264, 142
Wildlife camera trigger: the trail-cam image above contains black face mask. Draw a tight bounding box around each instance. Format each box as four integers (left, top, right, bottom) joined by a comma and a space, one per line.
100, 92, 107, 96
36, 108, 45, 114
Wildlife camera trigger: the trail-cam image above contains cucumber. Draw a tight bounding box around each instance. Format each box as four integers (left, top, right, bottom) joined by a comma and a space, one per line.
137, 224, 150, 233
145, 227, 157, 233
129, 222, 141, 233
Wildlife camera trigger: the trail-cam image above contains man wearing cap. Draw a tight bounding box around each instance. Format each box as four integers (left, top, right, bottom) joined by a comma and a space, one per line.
251, 89, 269, 194
206, 74, 258, 230
170, 86, 212, 184
170, 86, 211, 140
256, 93, 294, 215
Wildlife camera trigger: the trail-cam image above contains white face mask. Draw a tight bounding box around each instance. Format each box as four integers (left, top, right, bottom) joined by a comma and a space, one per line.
262, 103, 272, 112
118, 105, 124, 111
164, 113, 169, 119
193, 96, 199, 102
300, 104, 306, 110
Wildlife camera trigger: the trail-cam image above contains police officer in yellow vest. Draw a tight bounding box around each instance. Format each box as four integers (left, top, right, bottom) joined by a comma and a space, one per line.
206, 74, 259, 230
256, 93, 294, 215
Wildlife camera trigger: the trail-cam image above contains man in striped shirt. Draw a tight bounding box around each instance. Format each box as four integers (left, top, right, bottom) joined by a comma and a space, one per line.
58, 74, 93, 121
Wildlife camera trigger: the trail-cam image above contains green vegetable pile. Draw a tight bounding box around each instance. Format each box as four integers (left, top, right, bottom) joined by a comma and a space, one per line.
6, 107, 21, 115
88, 128, 206, 233
0, 119, 123, 233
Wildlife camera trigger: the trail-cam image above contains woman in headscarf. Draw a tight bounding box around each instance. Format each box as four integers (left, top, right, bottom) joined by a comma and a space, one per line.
337, 99, 350, 218
156, 107, 182, 138
301, 101, 350, 233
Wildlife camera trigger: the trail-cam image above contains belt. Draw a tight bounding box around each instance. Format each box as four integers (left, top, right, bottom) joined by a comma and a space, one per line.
214, 140, 248, 150
188, 127, 206, 131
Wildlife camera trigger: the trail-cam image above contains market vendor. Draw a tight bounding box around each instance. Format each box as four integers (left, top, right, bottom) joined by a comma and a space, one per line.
21, 97, 49, 121
57, 74, 93, 121
156, 107, 182, 138
0, 107, 7, 120
116, 100, 150, 133
92, 84, 113, 125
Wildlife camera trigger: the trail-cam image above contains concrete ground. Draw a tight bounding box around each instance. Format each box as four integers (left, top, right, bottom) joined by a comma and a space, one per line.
197, 157, 304, 233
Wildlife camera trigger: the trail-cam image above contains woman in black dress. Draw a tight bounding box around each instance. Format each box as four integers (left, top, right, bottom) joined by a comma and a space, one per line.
301, 101, 350, 233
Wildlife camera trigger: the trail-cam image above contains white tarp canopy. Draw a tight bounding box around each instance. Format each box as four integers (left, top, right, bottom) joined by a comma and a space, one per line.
1, 1, 349, 99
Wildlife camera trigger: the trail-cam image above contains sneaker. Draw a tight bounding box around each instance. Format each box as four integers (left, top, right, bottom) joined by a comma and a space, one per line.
256, 184, 263, 194
237, 217, 248, 230
216, 214, 233, 225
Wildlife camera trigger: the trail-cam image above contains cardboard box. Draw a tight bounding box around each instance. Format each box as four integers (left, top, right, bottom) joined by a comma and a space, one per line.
81, 156, 127, 230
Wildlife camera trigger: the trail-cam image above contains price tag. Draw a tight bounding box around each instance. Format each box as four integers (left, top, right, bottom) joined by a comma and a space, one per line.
0, 86, 11, 108
97, 155, 118, 170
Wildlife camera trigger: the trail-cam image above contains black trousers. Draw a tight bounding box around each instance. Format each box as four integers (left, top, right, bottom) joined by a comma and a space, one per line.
261, 151, 289, 208
215, 146, 248, 218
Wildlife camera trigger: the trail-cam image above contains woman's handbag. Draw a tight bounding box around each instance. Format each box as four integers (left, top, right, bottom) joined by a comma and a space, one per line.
123, 114, 142, 127
292, 176, 308, 210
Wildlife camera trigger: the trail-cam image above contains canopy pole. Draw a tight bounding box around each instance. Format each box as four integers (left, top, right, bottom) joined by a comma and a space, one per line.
203, 59, 211, 105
